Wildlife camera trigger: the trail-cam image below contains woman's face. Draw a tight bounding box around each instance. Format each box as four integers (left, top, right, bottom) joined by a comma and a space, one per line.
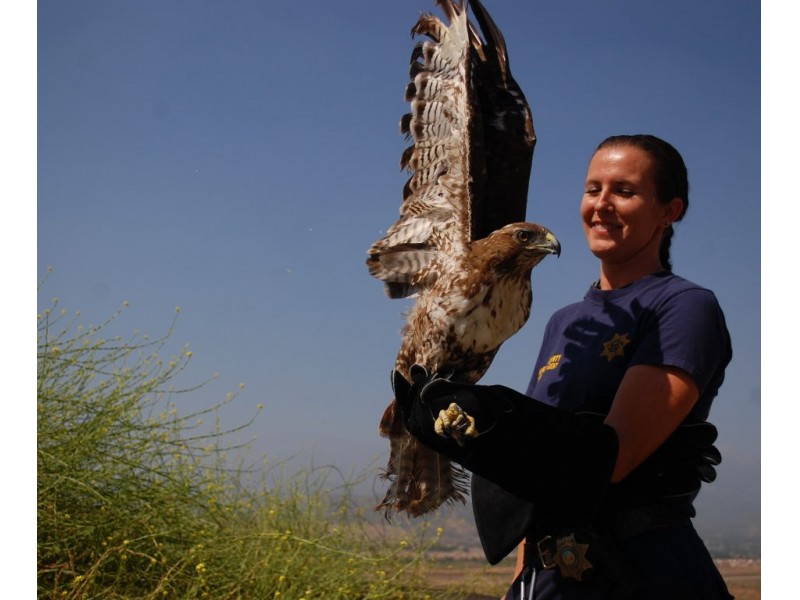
580, 145, 682, 268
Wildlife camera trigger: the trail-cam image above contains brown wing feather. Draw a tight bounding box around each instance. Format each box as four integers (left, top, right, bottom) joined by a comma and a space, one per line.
468, 0, 535, 239
367, 0, 473, 302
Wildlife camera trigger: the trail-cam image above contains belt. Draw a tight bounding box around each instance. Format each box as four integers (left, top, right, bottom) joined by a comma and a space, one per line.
599, 502, 691, 539
523, 503, 690, 582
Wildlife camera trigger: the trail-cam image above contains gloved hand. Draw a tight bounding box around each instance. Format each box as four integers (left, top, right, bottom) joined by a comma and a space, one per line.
392, 366, 619, 526
613, 419, 722, 502
393, 365, 514, 445
658, 420, 721, 483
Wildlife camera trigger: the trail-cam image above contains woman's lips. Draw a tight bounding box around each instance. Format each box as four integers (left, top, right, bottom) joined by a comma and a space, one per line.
590, 220, 621, 233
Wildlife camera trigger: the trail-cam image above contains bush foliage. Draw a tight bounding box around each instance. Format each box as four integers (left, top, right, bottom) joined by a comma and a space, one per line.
37, 299, 448, 599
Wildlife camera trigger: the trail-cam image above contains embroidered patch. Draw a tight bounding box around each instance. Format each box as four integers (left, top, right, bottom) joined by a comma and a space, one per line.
600, 333, 631, 361
537, 354, 561, 381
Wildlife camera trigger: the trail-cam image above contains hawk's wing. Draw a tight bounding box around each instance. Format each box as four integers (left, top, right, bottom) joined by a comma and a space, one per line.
366, 0, 535, 299
467, 0, 535, 239
367, 0, 543, 519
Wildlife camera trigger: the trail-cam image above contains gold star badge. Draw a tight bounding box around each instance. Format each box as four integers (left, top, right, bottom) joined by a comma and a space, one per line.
600, 333, 631, 361
554, 533, 592, 581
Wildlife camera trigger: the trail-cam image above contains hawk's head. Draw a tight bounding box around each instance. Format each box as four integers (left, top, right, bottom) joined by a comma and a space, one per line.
474, 222, 561, 274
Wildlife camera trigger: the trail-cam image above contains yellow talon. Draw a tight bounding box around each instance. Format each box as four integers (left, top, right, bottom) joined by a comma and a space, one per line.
434, 402, 478, 445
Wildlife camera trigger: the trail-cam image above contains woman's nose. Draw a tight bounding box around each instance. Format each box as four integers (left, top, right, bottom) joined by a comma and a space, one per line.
594, 190, 613, 212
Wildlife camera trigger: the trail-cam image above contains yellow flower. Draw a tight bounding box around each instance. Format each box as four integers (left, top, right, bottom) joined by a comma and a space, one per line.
196, 563, 207, 573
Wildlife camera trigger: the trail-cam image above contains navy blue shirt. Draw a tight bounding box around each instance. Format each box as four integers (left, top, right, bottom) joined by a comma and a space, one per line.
498, 273, 735, 598
526, 272, 731, 420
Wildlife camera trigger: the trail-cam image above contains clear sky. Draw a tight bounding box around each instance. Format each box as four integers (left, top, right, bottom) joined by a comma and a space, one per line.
35, 0, 760, 554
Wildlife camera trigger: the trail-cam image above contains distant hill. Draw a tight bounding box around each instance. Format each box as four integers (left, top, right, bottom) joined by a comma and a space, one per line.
360, 489, 761, 560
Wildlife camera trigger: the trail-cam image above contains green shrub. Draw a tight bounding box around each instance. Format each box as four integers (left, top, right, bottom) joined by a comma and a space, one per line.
37, 299, 447, 599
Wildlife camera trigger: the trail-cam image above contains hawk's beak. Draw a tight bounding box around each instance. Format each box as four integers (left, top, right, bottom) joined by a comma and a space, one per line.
537, 231, 561, 258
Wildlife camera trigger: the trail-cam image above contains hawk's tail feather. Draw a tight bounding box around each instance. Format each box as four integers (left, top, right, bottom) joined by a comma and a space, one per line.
377, 428, 469, 519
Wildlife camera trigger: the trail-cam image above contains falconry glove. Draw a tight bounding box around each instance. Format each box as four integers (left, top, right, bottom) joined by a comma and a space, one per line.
393, 365, 515, 443
657, 419, 721, 483
610, 418, 721, 504
394, 366, 619, 526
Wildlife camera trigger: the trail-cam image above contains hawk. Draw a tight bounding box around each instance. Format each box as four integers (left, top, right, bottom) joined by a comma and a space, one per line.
367, 0, 560, 518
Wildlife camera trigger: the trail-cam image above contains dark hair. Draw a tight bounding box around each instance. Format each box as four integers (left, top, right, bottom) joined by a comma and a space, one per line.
595, 134, 689, 272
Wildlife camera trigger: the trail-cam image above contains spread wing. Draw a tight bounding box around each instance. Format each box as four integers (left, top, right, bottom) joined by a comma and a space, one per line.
366, 0, 535, 300
366, 0, 540, 519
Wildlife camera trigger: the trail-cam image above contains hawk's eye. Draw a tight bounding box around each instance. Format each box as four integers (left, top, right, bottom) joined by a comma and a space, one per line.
516, 230, 533, 243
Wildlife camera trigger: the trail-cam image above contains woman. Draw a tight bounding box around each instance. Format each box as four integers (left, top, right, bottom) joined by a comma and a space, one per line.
395, 134, 733, 598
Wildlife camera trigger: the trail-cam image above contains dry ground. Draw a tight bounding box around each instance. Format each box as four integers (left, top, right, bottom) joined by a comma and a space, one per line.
426, 557, 760, 599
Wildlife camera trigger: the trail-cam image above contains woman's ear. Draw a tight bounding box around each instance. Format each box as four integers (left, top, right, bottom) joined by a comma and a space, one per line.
663, 197, 685, 225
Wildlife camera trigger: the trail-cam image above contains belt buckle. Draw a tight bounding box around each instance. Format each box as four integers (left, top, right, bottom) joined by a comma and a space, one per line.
536, 535, 557, 570
537, 533, 593, 581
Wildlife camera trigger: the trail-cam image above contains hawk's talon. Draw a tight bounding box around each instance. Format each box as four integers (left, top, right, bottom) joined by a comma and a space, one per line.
434, 402, 478, 446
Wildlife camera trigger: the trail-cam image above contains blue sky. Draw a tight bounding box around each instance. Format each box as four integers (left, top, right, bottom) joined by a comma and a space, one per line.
32, 0, 763, 566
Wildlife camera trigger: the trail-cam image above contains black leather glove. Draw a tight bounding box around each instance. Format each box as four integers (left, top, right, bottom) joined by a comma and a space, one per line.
657, 420, 721, 483
393, 366, 515, 444
611, 419, 721, 504
393, 366, 619, 527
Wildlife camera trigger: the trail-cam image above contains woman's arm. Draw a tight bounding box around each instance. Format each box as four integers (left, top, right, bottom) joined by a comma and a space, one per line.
604, 364, 699, 483
502, 365, 699, 591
